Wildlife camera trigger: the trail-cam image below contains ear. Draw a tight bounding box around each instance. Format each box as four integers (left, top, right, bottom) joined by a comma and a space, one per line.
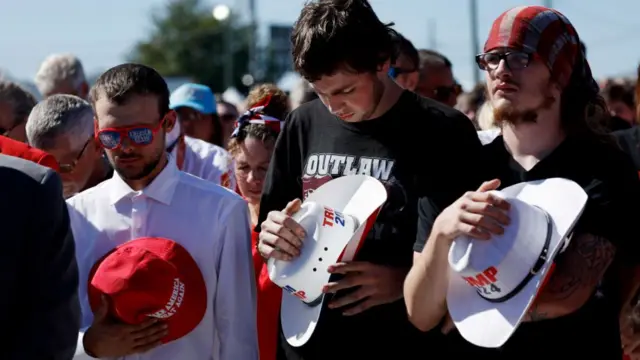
164, 110, 177, 133
406, 72, 420, 91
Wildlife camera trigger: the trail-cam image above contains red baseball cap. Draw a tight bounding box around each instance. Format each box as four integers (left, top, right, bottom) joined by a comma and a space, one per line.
88, 237, 207, 344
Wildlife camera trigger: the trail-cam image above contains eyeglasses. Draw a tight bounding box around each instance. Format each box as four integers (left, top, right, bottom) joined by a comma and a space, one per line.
59, 138, 92, 174
96, 118, 165, 150
388, 67, 417, 79
475, 51, 533, 71
433, 84, 463, 101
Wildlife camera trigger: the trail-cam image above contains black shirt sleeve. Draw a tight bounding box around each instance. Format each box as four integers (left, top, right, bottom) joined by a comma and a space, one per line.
573, 147, 640, 264
13, 170, 81, 359
255, 111, 304, 233
413, 111, 485, 253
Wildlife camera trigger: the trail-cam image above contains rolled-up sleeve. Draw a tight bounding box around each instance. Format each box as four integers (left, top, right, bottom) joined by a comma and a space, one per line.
214, 199, 258, 360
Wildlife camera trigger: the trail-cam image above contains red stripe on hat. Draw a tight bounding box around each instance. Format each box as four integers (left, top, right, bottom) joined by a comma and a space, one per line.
485, 10, 509, 51
336, 207, 380, 263
506, 6, 542, 51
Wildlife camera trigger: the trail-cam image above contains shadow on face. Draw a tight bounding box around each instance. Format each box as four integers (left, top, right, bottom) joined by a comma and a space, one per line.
94, 94, 175, 181
484, 49, 559, 125
44, 134, 101, 198
233, 136, 274, 204
416, 66, 458, 107
175, 106, 214, 143
312, 68, 386, 122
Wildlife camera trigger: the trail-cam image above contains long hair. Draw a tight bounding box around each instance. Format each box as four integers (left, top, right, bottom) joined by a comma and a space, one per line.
559, 51, 612, 143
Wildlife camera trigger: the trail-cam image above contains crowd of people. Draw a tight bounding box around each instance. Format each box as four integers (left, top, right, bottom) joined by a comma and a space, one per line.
2, 1, 640, 359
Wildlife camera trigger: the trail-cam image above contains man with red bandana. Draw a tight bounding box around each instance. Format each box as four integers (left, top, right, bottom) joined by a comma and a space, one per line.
405, 6, 640, 358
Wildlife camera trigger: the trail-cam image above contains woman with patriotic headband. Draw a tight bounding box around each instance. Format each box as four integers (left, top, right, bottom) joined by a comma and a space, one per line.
227, 83, 288, 360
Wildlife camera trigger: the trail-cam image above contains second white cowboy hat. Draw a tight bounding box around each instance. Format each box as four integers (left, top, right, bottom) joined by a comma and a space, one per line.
446, 178, 588, 348
267, 175, 387, 347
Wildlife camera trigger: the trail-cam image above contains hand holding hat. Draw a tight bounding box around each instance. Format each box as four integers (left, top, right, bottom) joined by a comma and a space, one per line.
266, 175, 388, 347
432, 179, 511, 244
85, 237, 208, 356
323, 261, 406, 316
259, 199, 307, 261
83, 296, 167, 358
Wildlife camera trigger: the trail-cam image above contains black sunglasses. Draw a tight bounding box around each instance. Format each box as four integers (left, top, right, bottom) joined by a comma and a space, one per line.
433, 84, 462, 101
475, 51, 533, 71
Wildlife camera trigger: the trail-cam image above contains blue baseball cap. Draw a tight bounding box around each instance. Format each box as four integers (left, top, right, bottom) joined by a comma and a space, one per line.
169, 83, 217, 115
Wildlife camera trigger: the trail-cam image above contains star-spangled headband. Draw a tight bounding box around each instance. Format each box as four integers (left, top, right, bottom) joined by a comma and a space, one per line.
231, 95, 284, 138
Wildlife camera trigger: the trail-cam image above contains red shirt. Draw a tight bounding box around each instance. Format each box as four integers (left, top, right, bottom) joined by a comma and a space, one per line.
0, 135, 59, 171
241, 193, 281, 360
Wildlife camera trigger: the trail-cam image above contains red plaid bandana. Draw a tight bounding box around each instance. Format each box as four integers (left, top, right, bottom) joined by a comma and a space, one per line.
485, 5, 596, 95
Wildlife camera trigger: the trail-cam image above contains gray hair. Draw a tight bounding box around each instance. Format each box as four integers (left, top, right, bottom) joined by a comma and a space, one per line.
34, 54, 87, 97
0, 81, 37, 126
26, 94, 94, 150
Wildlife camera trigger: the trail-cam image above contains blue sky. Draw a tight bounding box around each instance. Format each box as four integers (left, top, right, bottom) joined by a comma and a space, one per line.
1, 0, 639, 90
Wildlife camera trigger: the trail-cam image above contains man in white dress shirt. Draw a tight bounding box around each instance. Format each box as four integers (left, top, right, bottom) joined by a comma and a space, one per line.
67, 63, 258, 359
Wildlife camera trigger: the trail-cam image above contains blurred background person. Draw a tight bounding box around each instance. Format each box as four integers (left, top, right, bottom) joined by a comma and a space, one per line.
0, 80, 37, 143
475, 101, 500, 144
170, 83, 225, 147
289, 79, 318, 110
456, 82, 486, 128
601, 81, 636, 131
227, 82, 288, 360
166, 83, 236, 189
26, 94, 103, 198
34, 53, 89, 99
389, 32, 419, 91
217, 99, 240, 145
415, 49, 460, 107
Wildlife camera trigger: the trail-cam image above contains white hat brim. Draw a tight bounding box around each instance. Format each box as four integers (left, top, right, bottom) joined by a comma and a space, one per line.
280, 175, 387, 347
447, 178, 587, 348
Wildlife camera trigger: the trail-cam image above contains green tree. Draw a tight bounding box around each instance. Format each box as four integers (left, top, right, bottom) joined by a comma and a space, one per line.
128, 0, 251, 93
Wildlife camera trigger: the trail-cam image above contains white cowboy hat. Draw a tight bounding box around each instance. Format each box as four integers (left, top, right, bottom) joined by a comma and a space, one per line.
267, 175, 387, 347
446, 178, 588, 348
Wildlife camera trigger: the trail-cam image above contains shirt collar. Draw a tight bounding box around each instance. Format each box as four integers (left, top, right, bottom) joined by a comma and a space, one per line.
108, 155, 180, 206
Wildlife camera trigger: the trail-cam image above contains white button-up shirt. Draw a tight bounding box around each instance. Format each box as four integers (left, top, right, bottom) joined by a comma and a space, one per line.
170, 136, 236, 190
67, 157, 257, 360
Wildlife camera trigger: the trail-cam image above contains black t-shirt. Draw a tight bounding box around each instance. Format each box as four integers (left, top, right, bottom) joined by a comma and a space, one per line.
417, 135, 640, 359
257, 91, 483, 360
614, 126, 640, 172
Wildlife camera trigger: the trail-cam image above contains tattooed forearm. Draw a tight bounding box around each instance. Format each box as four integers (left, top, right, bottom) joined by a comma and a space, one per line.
543, 233, 615, 300
525, 233, 615, 321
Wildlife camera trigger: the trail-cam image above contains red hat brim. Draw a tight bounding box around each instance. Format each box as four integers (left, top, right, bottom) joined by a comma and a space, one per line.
88, 237, 207, 344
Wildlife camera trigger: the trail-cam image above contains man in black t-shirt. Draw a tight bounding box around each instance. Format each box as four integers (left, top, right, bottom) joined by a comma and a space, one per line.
255, 1, 482, 359
405, 5, 640, 359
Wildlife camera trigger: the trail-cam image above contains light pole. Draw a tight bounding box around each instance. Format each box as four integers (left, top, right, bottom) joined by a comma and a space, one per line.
213, 4, 233, 90
469, 0, 480, 85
